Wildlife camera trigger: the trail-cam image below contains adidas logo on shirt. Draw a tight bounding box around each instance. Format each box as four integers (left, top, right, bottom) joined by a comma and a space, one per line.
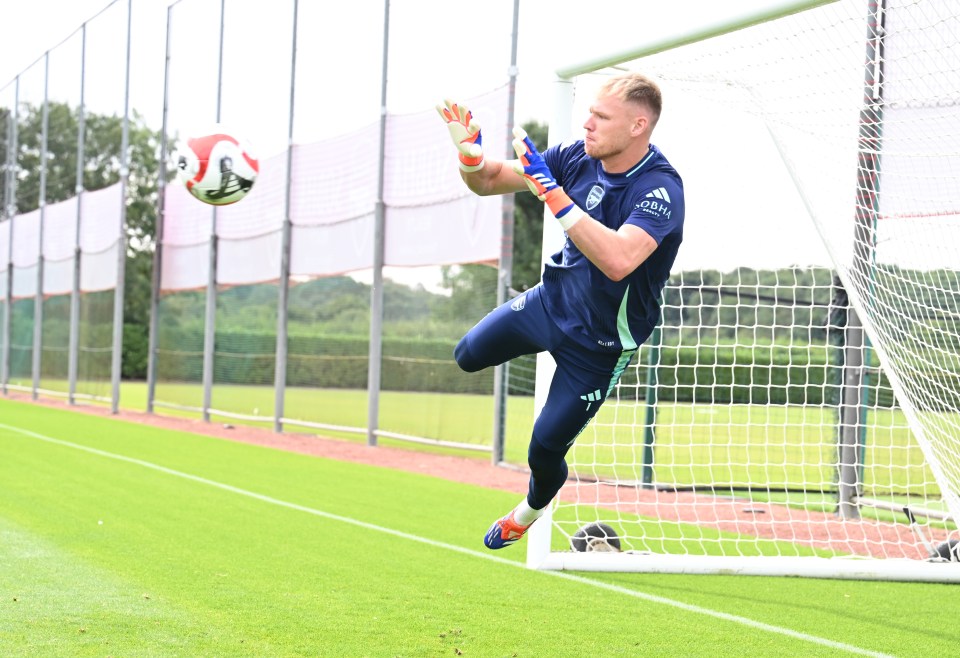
636, 187, 673, 219
645, 187, 671, 202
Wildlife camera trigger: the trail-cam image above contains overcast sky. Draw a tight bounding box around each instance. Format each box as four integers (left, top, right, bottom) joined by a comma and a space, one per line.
0, 0, 795, 126
0, 0, 837, 277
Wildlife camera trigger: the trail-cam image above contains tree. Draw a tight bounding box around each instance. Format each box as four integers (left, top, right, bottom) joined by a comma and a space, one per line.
439, 263, 500, 323
4, 101, 170, 379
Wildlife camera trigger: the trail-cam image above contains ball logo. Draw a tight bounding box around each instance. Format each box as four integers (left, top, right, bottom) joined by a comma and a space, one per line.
175, 127, 259, 206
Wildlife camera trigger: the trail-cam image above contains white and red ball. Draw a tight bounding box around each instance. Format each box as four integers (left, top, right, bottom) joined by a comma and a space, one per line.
175, 127, 259, 205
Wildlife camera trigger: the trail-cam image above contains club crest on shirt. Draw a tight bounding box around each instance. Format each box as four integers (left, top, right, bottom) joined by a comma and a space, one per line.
586, 185, 605, 211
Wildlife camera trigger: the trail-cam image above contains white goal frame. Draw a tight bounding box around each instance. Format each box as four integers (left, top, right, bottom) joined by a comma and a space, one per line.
525, 0, 960, 582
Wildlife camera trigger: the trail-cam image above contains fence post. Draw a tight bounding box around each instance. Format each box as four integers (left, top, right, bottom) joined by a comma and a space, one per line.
491, 0, 520, 465
838, 306, 864, 519
273, 0, 299, 433
110, 0, 133, 413
146, 10, 172, 414
68, 25, 87, 406
642, 323, 661, 487
201, 0, 228, 422
32, 52, 50, 401
1, 78, 19, 395
366, 0, 390, 447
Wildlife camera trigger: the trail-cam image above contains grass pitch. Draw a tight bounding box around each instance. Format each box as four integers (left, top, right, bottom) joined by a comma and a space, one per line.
1, 397, 957, 657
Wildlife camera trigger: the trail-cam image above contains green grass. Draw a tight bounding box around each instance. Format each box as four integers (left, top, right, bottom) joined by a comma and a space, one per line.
82, 379, 536, 449
26, 379, 938, 500
1, 397, 959, 656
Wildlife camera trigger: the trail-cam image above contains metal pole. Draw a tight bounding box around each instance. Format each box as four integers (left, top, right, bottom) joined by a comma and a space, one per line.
642, 323, 662, 487
68, 23, 87, 405
273, 0, 298, 433
147, 5, 174, 414
110, 0, 133, 413
32, 52, 51, 400
201, 229, 218, 420
366, 0, 390, 447
858, 337, 873, 486
838, 307, 865, 518
202, 0, 227, 422
1, 101, 9, 394
555, 0, 837, 80
2, 78, 19, 395
491, 0, 520, 465
838, 0, 887, 519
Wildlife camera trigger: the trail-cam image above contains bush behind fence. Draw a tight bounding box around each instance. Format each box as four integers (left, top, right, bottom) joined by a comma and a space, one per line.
153, 330, 903, 407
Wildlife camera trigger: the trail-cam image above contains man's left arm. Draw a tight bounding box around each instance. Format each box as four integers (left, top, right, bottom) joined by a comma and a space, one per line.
565, 221, 658, 282
511, 127, 659, 281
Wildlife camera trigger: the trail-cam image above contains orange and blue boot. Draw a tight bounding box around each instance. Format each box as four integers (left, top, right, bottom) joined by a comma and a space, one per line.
483, 511, 532, 549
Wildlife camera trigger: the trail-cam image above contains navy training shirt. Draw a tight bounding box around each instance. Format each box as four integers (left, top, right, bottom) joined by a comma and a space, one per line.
539, 140, 684, 353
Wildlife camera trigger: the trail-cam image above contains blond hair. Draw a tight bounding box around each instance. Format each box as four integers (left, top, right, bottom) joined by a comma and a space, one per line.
598, 72, 662, 126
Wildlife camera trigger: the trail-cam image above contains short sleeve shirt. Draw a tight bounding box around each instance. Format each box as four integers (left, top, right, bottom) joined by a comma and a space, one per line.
539, 141, 684, 353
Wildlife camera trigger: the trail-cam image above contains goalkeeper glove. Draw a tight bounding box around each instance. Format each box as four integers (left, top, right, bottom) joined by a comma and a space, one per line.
436, 99, 484, 172
511, 127, 584, 231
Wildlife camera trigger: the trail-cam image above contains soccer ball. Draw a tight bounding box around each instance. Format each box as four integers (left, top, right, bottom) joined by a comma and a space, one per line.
930, 538, 960, 562
175, 127, 259, 205
570, 522, 622, 552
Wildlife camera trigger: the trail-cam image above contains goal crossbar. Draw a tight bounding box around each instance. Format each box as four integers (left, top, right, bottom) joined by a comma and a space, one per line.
554, 0, 838, 81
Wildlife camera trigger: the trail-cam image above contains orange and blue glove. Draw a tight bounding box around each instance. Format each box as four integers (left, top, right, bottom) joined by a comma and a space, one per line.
511, 127, 584, 230
437, 99, 484, 172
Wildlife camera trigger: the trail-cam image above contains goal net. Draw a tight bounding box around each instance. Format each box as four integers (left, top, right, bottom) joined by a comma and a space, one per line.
527, 0, 960, 581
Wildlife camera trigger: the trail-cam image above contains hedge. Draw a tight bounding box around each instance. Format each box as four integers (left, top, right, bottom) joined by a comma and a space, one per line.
145, 330, 913, 407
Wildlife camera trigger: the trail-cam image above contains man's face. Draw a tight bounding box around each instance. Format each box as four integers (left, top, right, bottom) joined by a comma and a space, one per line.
582, 93, 643, 160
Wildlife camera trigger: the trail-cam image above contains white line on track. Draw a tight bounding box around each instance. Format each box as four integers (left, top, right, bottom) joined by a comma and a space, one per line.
1, 422, 893, 658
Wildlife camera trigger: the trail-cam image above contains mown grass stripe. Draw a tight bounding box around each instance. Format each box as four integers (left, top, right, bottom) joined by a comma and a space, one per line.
0, 421, 890, 658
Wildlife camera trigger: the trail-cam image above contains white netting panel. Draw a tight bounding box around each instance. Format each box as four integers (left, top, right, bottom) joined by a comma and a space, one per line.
547, 0, 960, 567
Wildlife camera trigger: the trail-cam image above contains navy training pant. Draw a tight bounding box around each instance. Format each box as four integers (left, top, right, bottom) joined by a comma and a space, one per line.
454, 285, 637, 510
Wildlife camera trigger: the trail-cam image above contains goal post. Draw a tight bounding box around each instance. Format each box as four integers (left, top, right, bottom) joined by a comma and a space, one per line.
527, 0, 960, 581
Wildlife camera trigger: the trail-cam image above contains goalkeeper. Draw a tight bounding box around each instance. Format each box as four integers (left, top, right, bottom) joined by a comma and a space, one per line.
437, 72, 684, 549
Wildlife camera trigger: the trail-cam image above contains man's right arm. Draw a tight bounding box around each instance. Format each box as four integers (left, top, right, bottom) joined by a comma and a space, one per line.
459, 158, 528, 196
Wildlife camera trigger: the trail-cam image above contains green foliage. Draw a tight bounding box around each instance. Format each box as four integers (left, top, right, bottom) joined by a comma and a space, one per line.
154, 278, 486, 390
11, 102, 80, 205
438, 263, 499, 322
510, 119, 548, 291
149, 260, 952, 409
4, 100, 172, 381
660, 267, 838, 345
